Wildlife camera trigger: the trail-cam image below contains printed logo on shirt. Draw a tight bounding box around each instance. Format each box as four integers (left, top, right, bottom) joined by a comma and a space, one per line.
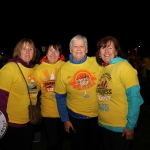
40, 70, 56, 92
27, 73, 37, 98
98, 103, 109, 111
68, 69, 97, 98
96, 72, 112, 102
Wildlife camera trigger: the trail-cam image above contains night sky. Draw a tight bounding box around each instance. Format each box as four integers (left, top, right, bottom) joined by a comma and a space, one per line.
1, 1, 149, 57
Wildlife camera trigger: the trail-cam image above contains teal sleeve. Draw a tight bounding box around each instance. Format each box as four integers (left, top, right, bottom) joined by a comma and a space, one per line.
126, 85, 144, 130
55, 93, 69, 122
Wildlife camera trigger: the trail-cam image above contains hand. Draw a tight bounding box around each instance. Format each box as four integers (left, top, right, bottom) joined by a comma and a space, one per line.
64, 121, 74, 133
122, 127, 134, 140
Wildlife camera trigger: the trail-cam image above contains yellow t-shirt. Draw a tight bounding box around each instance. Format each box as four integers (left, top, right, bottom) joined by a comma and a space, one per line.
0, 62, 39, 124
55, 56, 103, 117
96, 61, 139, 127
36, 60, 65, 117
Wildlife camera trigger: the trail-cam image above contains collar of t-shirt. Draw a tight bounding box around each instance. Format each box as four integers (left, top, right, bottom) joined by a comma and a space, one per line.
69, 54, 87, 64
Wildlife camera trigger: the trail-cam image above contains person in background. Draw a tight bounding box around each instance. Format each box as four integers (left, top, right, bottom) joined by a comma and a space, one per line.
133, 56, 142, 79
95, 35, 144, 150
145, 54, 150, 83
54, 35, 103, 150
0, 38, 39, 150
36, 42, 65, 150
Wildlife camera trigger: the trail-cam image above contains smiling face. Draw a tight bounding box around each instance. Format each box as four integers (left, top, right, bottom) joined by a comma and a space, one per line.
99, 41, 118, 63
70, 39, 88, 61
46, 45, 60, 64
20, 42, 34, 64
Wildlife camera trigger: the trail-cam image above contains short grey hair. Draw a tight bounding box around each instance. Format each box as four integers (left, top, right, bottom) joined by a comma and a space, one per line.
69, 35, 88, 50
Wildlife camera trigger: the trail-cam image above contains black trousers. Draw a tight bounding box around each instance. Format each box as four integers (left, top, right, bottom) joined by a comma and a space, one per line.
99, 126, 132, 150
42, 117, 65, 150
69, 115, 101, 150
0, 122, 34, 150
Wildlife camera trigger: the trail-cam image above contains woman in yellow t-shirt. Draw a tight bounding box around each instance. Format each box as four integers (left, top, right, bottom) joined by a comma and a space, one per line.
55, 35, 103, 150
0, 38, 39, 150
95, 35, 144, 150
36, 42, 65, 149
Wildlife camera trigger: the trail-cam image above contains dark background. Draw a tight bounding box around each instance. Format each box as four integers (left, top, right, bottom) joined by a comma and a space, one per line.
1, 1, 149, 57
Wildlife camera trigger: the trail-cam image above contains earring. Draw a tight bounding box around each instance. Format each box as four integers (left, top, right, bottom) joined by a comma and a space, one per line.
99, 56, 101, 58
